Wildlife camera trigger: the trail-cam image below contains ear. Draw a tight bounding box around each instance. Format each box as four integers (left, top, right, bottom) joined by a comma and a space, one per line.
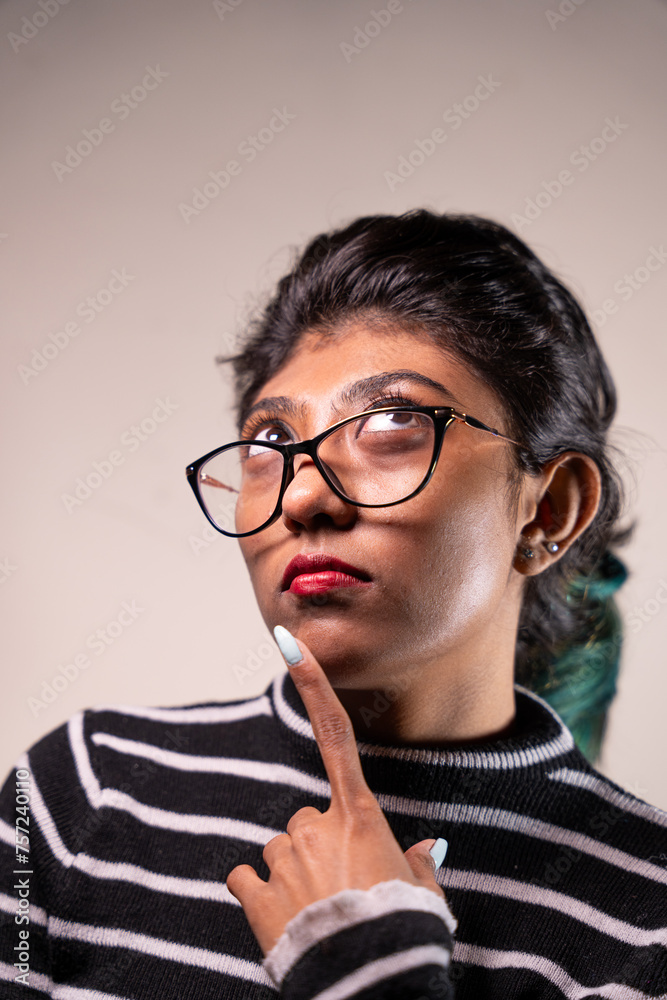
513, 452, 602, 577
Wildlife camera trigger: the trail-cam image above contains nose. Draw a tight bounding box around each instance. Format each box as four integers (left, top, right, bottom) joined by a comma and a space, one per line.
279, 454, 357, 533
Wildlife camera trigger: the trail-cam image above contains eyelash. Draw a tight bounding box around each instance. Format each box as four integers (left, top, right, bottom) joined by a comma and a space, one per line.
242, 392, 415, 440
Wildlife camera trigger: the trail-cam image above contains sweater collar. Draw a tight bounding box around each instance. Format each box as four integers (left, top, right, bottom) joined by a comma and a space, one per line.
270, 669, 575, 772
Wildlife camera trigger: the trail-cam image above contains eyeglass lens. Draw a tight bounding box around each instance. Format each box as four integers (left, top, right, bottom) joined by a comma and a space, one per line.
197, 410, 436, 535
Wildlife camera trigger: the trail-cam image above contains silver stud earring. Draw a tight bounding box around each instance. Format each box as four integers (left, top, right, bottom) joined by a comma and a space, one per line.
546, 541, 560, 554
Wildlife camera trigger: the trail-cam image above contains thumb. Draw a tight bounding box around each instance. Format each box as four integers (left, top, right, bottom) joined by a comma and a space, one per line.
404, 837, 448, 888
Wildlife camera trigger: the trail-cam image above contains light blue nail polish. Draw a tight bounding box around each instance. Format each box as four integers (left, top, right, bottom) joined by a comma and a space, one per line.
429, 838, 448, 870
273, 625, 303, 666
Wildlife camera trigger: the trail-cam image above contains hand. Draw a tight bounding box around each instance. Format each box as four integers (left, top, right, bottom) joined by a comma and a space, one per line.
226, 627, 447, 956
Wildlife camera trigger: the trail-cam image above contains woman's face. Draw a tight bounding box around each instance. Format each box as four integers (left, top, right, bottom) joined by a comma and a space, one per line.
238, 321, 532, 690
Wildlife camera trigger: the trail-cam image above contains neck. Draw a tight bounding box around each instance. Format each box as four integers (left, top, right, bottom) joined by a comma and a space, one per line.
334, 590, 523, 747
293, 581, 524, 748
335, 656, 517, 748
275, 664, 573, 776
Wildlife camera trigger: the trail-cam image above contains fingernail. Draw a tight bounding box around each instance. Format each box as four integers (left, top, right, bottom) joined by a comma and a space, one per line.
429, 838, 448, 870
273, 625, 303, 666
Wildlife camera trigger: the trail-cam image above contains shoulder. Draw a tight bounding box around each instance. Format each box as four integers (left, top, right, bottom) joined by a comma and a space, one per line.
515, 682, 667, 850
80, 687, 277, 771
519, 686, 667, 877
543, 751, 667, 847
521, 684, 666, 808
2, 684, 279, 816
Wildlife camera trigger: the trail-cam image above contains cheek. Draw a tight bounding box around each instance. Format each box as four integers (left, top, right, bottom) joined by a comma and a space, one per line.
238, 536, 271, 593
387, 474, 517, 637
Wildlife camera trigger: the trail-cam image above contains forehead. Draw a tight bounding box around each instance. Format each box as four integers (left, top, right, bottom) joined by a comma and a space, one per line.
249, 322, 506, 427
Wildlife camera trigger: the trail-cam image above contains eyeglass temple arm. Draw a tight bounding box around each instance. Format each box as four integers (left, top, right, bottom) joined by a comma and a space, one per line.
446, 409, 526, 449
199, 473, 239, 494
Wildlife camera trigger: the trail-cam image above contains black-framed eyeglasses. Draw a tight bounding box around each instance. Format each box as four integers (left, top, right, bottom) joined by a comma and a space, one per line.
185, 405, 526, 538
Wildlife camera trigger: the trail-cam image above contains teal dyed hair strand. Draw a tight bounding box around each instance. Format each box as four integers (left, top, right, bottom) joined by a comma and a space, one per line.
529, 551, 628, 763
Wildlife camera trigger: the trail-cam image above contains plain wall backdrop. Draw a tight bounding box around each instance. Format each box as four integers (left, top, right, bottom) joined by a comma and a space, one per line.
2, 0, 667, 810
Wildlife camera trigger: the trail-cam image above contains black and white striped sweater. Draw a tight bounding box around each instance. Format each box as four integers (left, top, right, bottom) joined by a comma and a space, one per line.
1, 670, 666, 999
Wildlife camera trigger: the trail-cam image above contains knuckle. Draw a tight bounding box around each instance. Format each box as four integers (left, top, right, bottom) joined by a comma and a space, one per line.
262, 832, 289, 862
225, 864, 246, 891
318, 713, 353, 747
290, 822, 319, 847
285, 806, 321, 838
292, 805, 318, 821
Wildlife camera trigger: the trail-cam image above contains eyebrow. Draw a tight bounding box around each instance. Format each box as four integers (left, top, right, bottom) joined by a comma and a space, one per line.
240, 370, 463, 431
336, 371, 462, 413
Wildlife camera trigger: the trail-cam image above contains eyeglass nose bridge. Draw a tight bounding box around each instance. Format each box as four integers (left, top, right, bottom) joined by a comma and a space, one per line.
285, 437, 318, 458
279, 436, 343, 500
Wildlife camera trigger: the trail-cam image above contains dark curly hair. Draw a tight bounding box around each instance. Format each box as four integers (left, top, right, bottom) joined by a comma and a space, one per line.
218, 209, 631, 762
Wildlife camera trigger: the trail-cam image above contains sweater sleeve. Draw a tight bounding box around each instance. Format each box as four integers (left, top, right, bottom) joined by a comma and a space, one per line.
262, 878, 457, 999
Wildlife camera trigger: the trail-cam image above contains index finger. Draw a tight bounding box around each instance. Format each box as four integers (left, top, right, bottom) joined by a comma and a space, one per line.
273, 625, 373, 810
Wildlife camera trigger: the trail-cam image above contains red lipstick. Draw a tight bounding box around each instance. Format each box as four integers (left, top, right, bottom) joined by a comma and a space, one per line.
281, 553, 372, 596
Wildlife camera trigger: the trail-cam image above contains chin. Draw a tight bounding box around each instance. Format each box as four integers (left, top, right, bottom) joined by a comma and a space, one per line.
301, 626, 395, 685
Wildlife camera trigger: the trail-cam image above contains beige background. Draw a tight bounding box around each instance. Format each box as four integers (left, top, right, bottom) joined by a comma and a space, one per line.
1, 0, 666, 810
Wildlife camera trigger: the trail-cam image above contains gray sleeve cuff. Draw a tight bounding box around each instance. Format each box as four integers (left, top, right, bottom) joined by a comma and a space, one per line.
262, 877, 457, 989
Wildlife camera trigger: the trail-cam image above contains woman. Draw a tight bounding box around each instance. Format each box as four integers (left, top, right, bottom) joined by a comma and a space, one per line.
1, 210, 665, 999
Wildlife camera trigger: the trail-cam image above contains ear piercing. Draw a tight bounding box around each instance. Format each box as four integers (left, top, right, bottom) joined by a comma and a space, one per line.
521, 541, 560, 559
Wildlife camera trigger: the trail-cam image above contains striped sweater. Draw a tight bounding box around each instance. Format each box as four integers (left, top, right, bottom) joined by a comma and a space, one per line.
1, 670, 666, 999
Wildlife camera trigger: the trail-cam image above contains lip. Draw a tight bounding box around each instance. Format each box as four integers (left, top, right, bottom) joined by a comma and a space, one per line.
281, 553, 372, 595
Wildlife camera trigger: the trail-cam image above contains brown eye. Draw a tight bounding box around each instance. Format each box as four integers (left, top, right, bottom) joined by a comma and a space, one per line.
253, 426, 289, 443
357, 411, 427, 433
245, 424, 292, 455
